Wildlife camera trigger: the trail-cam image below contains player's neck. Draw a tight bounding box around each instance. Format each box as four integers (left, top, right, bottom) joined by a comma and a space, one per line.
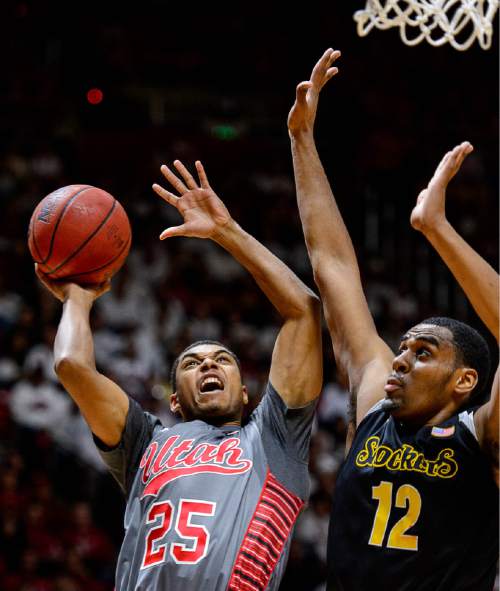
202, 417, 242, 429
397, 404, 458, 428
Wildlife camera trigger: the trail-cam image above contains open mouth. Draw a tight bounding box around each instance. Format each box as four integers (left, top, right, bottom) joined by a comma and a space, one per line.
199, 376, 224, 394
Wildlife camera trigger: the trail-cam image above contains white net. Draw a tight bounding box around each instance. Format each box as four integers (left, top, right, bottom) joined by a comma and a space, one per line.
354, 0, 499, 50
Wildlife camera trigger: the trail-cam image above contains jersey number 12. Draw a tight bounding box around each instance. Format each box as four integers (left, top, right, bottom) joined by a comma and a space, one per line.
368, 481, 421, 551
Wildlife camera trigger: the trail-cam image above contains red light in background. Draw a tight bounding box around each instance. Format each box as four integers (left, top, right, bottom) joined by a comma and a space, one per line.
17, 3, 28, 17
86, 88, 103, 105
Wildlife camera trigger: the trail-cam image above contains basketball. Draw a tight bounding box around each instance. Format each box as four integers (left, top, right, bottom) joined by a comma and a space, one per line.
28, 184, 132, 285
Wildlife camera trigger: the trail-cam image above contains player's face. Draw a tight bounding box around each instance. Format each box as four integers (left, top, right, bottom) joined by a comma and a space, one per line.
172, 344, 248, 426
382, 324, 466, 424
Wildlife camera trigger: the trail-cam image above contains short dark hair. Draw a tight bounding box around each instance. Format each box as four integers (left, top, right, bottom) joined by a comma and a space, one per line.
170, 340, 242, 391
421, 317, 491, 402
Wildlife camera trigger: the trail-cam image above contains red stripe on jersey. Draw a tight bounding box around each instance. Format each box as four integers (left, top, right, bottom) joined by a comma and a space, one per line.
264, 488, 297, 521
227, 470, 303, 591
255, 506, 289, 537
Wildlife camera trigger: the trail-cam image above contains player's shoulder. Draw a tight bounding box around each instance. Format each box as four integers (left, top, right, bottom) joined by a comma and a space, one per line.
245, 381, 301, 428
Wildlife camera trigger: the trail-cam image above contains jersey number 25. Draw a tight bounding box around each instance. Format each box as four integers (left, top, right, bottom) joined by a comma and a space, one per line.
142, 498, 216, 569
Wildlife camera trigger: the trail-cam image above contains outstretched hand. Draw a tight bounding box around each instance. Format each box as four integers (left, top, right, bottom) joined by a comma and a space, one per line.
152, 160, 232, 240
411, 141, 473, 234
35, 264, 111, 304
287, 48, 340, 137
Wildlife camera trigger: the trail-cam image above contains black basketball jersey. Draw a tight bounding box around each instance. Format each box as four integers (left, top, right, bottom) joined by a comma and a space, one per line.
327, 402, 498, 591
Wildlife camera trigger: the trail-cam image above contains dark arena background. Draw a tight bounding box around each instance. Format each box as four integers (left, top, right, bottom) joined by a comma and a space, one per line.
0, 2, 498, 590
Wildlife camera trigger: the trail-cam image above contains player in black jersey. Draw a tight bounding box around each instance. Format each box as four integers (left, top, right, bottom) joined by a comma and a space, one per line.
288, 49, 498, 591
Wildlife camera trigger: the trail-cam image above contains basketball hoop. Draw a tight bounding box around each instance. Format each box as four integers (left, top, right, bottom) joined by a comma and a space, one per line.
354, 0, 499, 50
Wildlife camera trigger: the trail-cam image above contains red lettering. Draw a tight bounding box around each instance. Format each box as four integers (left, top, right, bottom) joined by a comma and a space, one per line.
166, 440, 195, 468
141, 435, 252, 496
183, 444, 210, 466
140, 442, 158, 484
216, 438, 243, 465
199, 444, 219, 463
152, 436, 179, 474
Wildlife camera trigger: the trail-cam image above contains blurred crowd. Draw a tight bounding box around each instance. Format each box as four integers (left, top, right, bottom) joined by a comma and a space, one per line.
0, 4, 498, 590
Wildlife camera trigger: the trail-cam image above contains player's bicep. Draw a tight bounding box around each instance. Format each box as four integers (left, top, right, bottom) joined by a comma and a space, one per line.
56, 359, 129, 447
269, 298, 322, 407
316, 263, 393, 376
354, 356, 394, 426
474, 366, 499, 479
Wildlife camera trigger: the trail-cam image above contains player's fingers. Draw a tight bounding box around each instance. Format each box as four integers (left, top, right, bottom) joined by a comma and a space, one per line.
324, 67, 339, 82
455, 141, 473, 162
330, 49, 341, 63
448, 143, 470, 170
453, 142, 473, 171
86, 279, 111, 297
99, 279, 112, 295
160, 164, 189, 194
160, 224, 189, 240
462, 141, 473, 154
34, 265, 64, 300
296, 81, 312, 103
173, 160, 199, 190
449, 145, 463, 166
311, 48, 334, 80
35, 264, 50, 286
195, 161, 211, 189
152, 183, 180, 207
435, 150, 452, 174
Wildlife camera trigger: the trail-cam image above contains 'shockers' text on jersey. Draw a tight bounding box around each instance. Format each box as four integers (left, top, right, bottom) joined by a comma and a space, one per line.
139, 435, 253, 497
355, 435, 458, 478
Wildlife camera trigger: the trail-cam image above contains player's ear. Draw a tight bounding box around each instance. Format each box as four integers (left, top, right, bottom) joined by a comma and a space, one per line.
170, 392, 182, 415
241, 385, 249, 406
453, 367, 478, 402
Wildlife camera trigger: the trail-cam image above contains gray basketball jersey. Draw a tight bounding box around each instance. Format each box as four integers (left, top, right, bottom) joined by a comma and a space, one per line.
96, 382, 316, 590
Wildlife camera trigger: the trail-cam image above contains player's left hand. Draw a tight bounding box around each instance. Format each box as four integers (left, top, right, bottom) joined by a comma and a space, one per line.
153, 160, 232, 240
411, 141, 473, 234
287, 48, 340, 137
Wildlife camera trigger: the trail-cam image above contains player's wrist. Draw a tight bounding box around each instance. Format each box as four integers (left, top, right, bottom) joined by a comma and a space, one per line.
288, 126, 315, 141
418, 217, 450, 238
65, 285, 97, 308
211, 218, 240, 246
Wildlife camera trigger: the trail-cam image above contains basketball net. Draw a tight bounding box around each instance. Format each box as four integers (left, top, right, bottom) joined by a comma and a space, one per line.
354, 0, 499, 50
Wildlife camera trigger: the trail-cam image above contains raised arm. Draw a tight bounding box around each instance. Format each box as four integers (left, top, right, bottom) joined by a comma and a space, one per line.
288, 49, 393, 424
410, 142, 499, 475
152, 161, 322, 407
410, 142, 499, 341
36, 268, 129, 447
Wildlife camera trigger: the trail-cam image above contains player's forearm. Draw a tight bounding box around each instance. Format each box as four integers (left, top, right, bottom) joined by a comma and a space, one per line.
290, 132, 392, 379
213, 219, 318, 319
423, 220, 499, 342
290, 133, 359, 272
54, 296, 97, 372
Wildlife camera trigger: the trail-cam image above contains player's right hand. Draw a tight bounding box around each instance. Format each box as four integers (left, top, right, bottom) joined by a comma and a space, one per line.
152, 160, 232, 241
287, 48, 340, 137
35, 263, 111, 304
410, 141, 473, 234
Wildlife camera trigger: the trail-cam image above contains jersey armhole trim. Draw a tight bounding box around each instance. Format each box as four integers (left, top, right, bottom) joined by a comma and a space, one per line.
459, 410, 478, 441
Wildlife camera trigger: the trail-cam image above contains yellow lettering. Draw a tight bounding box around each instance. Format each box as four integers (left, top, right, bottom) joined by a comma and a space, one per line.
356, 437, 458, 479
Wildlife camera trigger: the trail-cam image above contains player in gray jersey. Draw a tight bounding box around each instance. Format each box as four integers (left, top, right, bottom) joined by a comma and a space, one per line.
36, 159, 323, 590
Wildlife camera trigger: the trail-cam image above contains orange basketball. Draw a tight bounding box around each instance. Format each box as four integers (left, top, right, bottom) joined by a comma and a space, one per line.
28, 185, 132, 285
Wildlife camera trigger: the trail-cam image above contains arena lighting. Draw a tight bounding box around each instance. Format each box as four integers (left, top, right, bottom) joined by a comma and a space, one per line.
86, 88, 104, 105
211, 124, 239, 140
